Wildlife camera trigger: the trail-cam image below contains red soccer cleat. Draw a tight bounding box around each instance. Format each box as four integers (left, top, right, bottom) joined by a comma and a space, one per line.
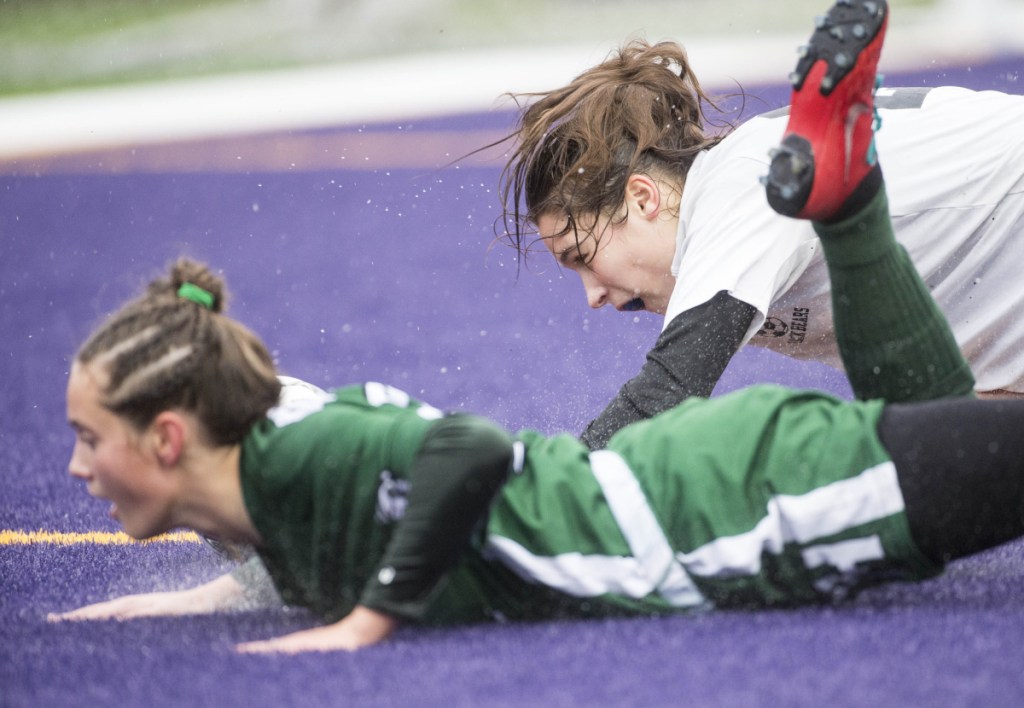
764, 0, 888, 221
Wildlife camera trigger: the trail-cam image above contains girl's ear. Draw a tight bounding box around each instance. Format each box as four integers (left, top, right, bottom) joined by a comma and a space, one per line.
625, 174, 662, 219
151, 412, 187, 468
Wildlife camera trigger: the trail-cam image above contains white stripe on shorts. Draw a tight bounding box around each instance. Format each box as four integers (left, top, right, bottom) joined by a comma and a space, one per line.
677, 460, 904, 579
589, 451, 705, 607
483, 451, 706, 607
485, 535, 658, 599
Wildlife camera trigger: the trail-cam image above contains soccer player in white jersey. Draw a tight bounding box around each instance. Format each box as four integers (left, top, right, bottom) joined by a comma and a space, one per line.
500, 0, 1024, 449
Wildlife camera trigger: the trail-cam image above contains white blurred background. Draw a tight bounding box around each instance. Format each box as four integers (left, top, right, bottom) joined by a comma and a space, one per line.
1, 0, 1022, 157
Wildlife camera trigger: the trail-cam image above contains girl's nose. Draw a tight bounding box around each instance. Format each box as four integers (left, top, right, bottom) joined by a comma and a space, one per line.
68, 442, 91, 480
580, 271, 608, 309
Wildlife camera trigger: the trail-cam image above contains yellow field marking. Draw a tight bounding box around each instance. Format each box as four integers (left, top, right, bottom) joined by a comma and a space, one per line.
0, 529, 203, 546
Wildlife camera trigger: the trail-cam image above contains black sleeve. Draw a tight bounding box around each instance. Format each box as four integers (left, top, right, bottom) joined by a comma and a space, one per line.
359, 414, 515, 620
580, 291, 758, 450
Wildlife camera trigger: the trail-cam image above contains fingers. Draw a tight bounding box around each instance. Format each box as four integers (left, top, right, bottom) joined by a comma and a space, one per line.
236, 636, 356, 655
236, 623, 367, 655
235, 638, 310, 655
46, 593, 166, 622
46, 601, 127, 622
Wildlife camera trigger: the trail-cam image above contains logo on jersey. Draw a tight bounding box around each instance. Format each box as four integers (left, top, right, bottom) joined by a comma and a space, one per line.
757, 308, 810, 344
375, 470, 410, 523
758, 317, 789, 338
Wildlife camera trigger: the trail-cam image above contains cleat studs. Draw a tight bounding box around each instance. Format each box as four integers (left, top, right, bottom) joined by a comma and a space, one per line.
852, 24, 867, 39
821, 76, 835, 90
758, 175, 769, 186
780, 186, 796, 199
835, 52, 850, 68
814, 14, 828, 29
768, 147, 781, 159
863, 1, 879, 15
830, 26, 845, 40
789, 71, 802, 85
797, 44, 810, 58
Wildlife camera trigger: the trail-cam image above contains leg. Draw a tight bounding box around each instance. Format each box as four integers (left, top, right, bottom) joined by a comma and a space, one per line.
765, 0, 974, 402
815, 189, 974, 401
879, 397, 1024, 562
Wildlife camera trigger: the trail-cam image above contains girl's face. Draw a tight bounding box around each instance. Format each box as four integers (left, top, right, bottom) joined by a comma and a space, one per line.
66, 361, 176, 539
538, 206, 677, 316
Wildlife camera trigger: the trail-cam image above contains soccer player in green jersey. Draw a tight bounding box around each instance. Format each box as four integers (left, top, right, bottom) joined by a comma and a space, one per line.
53, 0, 1023, 654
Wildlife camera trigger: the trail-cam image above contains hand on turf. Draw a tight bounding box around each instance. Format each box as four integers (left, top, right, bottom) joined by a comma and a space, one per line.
48, 591, 201, 622
236, 606, 399, 654
48, 573, 245, 622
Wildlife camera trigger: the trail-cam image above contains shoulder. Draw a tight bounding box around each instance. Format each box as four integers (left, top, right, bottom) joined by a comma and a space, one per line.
271, 380, 445, 423
710, 112, 786, 158
682, 114, 785, 206
241, 382, 441, 497
247, 382, 427, 458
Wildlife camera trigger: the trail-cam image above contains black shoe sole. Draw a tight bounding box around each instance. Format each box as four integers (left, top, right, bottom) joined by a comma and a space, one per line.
789, 0, 888, 97
765, 135, 814, 218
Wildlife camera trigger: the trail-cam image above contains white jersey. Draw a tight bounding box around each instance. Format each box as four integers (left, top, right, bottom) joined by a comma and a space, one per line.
668, 86, 1024, 393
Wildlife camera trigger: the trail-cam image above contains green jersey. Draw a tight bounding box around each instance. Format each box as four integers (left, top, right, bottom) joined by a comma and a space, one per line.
240, 382, 940, 625
489, 385, 939, 615
240, 383, 440, 620
240, 382, 531, 624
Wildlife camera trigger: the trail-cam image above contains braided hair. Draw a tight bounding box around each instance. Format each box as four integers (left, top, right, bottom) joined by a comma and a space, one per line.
76, 259, 282, 446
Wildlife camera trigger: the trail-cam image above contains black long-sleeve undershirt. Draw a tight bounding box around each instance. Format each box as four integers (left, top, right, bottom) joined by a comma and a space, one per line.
359, 414, 515, 619
580, 291, 758, 450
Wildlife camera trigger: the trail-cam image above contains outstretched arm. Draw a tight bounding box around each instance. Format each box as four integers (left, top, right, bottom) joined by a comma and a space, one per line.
237, 606, 399, 654
580, 291, 757, 449
48, 571, 249, 622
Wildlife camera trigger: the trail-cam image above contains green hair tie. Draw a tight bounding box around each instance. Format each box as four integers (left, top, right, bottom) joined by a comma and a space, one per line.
177, 282, 215, 310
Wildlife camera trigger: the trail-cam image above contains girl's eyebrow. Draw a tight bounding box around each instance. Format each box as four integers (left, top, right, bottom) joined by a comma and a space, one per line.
556, 243, 585, 265
556, 245, 575, 264
556, 227, 588, 260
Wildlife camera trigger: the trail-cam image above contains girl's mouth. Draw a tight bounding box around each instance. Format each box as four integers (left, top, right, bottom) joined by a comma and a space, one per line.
621, 298, 645, 312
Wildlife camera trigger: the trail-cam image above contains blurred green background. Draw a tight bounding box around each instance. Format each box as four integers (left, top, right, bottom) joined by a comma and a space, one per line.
0, 0, 948, 96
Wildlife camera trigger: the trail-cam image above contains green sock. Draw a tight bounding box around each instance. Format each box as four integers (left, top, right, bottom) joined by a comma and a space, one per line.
814, 188, 975, 402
